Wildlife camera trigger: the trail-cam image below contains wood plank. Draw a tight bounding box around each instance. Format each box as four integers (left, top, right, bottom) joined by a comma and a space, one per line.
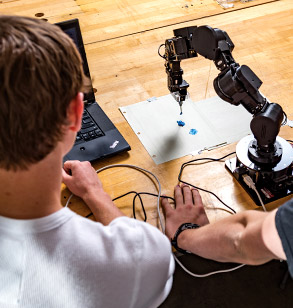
1, 0, 279, 42
62, 0, 293, 227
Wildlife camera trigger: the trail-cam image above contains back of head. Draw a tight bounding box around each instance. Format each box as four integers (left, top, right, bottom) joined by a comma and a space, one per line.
0, 15, 88, 171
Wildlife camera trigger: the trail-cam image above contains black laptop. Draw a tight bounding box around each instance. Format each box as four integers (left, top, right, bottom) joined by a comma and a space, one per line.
55, 19, 130, 162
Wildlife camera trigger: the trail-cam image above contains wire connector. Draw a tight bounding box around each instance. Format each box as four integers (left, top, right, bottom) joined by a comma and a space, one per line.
242, 174, 256, 189
242, 174, 267, 211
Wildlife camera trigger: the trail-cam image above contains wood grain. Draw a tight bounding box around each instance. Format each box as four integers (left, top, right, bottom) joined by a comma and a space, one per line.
1, 0, 279, 42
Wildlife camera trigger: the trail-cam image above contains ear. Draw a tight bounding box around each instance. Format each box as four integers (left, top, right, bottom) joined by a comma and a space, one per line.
67, 92, 84, 132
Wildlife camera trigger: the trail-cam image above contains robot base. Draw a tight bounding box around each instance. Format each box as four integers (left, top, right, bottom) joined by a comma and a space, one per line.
225, 136, 293, 206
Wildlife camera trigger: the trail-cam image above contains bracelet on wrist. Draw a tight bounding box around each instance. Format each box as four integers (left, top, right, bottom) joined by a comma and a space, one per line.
171, 222, 200, 254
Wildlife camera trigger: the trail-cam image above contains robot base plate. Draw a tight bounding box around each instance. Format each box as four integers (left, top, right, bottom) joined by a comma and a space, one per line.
225, 136, 293, 206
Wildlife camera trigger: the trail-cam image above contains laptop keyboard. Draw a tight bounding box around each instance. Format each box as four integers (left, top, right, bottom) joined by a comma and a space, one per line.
75, 109, 104, 144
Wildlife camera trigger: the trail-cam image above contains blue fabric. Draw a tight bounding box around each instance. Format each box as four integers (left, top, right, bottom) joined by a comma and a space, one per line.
275, 198, 293, 277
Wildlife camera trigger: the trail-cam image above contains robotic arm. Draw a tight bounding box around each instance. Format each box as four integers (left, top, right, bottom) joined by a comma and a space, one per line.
164, 26, 264, 110
160, 26, 292, 204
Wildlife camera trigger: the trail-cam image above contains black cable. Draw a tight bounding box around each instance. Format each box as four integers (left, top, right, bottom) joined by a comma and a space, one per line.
86, 152, 236, 219
282, 111, 287, 126
158, 43, 166, 58
85, 191, 174, 221
133, 193, 145, 221
86, 191, 142, 219
178, 152, 237, 214
113, 191, 147, 221
137, 192, 175, 203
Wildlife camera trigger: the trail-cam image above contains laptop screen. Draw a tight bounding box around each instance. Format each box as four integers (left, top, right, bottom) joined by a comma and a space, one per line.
55, 19, 95, 104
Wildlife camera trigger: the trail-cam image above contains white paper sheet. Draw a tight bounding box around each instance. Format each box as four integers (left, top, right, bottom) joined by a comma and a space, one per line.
120, 95, 252, 164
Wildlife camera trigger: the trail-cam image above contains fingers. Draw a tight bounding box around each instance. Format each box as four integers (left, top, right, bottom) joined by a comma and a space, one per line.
174, 185, 184, 207
174, 184, 195, 206
173, 184, 203, 208
62, 160, 95, 185
63, 160, 79, 175
63, 160, 92, 175
161, 197, 172, 217
182, 184, 193, 205
191, 188, 203, 206
62, 168, 70, 182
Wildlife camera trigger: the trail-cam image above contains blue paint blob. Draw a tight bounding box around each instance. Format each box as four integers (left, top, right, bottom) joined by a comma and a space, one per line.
189, 128, 198, 135
180, 112, 183, 115
177, 120, 185, 127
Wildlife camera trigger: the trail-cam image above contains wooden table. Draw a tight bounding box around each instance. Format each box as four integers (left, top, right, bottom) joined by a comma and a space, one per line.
2, 0, 292, 228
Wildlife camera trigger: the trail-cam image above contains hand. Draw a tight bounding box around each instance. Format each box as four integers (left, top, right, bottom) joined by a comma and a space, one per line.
161, 184, 209, 240
62, 160, 124, 224
62, 160, 104, 200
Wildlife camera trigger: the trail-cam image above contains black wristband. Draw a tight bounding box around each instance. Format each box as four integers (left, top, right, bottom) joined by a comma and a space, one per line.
171, 223, 200, 254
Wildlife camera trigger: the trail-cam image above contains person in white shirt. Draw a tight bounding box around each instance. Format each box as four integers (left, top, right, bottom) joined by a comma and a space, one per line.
0, 15, 174, 308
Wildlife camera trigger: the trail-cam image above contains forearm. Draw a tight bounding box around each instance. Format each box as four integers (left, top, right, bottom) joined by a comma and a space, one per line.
83, 190, 124, 225
177, 211, 276, 265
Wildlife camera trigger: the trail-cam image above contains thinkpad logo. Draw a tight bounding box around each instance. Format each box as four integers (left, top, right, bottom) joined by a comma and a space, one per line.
110, 140, 119, 149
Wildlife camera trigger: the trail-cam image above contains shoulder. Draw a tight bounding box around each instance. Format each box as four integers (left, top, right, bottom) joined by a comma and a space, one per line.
70, 213, 172, 257
110, 217, 174, 273
110, 218, 175, 307
61, 212, 175, 306
106, 217, 175, 307
110, 217, 172, 253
